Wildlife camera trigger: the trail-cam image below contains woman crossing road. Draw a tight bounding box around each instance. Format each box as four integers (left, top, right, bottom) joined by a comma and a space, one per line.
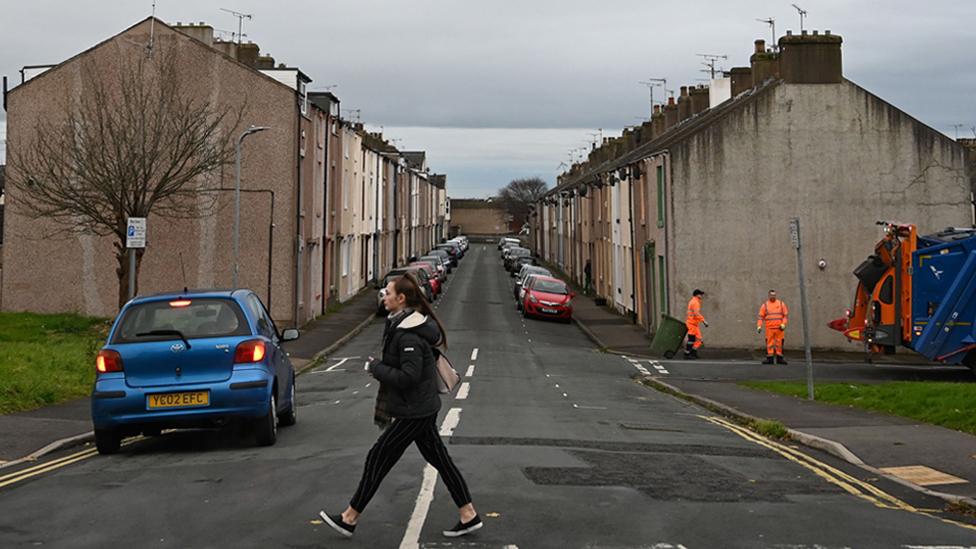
319, 273, 481, 540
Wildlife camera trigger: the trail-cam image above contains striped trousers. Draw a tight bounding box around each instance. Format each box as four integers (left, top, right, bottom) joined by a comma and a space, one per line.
350, 414, 472, 512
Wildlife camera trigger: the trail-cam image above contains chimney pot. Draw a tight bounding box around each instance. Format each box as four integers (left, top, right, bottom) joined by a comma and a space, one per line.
176, 21, 182, 25
786, 30, 793, 36
755, 39, 766, 54
199, 21, 205, 25
812, 30, 819, 35
802, 30, 808, 35
680, 85, 688, 96
667, 96, 675, 106
825, 30, 831, 35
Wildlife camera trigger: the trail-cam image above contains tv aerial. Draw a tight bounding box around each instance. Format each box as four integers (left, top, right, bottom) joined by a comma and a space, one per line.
791, 4, 808, 32
756, 17, 776, 51
220, 8, 253, 45
697, 54, 728, 79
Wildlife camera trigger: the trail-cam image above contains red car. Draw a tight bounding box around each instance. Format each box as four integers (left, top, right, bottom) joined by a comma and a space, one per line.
521, 276, 574, 322
409, 262, 441, 298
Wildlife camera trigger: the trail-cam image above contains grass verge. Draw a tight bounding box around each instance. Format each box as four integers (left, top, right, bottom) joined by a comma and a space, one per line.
0, 312, 108, 414
742, 380, 976, 436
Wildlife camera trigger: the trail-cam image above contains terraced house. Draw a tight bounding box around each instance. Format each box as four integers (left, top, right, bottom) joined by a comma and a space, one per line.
0, 18, 449, 325
531, 30, 975, 350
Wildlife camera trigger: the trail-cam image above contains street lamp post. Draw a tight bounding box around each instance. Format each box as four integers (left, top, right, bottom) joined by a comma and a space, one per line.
233, 125, 270, 289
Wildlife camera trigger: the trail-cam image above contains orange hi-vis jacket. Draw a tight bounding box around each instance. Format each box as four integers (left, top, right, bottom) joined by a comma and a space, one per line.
758, 299, 789, 330
686, 296, 705, 329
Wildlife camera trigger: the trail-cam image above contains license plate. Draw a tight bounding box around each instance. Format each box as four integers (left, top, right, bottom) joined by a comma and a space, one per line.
541, 308, 559, 314
147, 391, 210, 409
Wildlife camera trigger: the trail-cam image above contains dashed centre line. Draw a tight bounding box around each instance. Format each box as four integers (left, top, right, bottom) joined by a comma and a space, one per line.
465, 365, 475, 377
470, 348, 479, 361
456, 382, 471, 400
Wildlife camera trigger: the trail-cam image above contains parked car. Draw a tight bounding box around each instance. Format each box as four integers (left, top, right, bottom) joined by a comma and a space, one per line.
514, 265, 552, 299
521, 276, 575, 322
90, 289, 299, 454
500, 241, 521, 257
504, 248, 532, 271
447, 236, 468, 252
419, 255, 449, 281
428, 249, 455, 272
516, 272, 551, 310
435, 243, 462, 263
498, 237, 521, 250
511, 255, 537, 275
378, 266, 435, 313
409, 262, 442, 298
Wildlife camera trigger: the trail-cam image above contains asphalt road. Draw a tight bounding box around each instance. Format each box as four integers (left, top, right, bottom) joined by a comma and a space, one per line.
1, 245, 975, 548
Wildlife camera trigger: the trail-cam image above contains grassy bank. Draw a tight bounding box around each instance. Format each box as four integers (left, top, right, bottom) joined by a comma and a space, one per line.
0, 312, 108, 414
742, 380, 976, 435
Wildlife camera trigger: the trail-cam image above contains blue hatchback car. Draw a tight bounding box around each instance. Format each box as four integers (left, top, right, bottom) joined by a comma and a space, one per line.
91, 289, 299, 454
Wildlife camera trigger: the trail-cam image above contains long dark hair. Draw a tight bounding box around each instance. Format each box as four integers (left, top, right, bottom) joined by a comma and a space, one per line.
392, 272, 447, 347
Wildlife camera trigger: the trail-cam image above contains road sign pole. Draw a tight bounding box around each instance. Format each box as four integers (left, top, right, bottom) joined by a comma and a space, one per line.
790, 217, 815, 400
126, 217, 147, 302
129, 249, 136, 300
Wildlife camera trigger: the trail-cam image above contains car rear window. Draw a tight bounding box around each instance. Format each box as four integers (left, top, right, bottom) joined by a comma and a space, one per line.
532, 280, 569, 295
113, 298, 250, 344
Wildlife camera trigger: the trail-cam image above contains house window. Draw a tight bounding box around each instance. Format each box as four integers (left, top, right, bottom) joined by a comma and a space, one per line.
299, 80, 308, 117
656, 165, 665, 229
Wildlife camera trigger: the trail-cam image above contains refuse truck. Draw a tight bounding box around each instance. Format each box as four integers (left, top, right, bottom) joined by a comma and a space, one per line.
830, 221, 976, 368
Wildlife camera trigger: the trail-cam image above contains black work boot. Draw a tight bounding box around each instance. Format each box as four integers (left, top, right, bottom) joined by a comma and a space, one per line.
776, 355, 788, 365
762, 356, 774, 364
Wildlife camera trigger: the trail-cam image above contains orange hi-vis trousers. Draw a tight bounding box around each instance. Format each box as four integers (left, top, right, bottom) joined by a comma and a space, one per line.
765, 328, 785, 356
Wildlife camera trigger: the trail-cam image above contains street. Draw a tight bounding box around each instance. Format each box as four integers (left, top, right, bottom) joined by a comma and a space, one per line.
1, 244, 975, 548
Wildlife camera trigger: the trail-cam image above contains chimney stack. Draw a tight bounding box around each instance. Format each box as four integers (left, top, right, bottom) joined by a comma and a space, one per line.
173, 22, 214, 47
750, 38, 780, 86
236, 42, 260, 67
690, 85, 709, 115
729, 66, 753, 96
255, 54, 276, 69
678, 86, 692, 121
778, 30, 843, 84
664, 96, 679, 129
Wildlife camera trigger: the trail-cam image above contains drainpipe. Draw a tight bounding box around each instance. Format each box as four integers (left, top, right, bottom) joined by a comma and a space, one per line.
374, 152, 381, 281
627, 168, 638, 323
294, 103, 304, 329
321, 111, 330, 315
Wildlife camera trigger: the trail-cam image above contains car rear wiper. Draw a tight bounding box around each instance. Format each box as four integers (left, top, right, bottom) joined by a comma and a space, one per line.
136, 330, 192, 349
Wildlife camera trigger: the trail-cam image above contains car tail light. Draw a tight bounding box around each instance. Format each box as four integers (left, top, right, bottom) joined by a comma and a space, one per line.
169, 300, 192, 308
96, 350, 124, 373
234, 340, 267, 363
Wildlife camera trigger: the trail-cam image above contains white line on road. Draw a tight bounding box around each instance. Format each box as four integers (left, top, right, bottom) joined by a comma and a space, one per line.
456, 382, 471, 400
439, 407, 462, 436
470, 348, 479, 361
465, 365, 475, 377
401, 408, 463, 549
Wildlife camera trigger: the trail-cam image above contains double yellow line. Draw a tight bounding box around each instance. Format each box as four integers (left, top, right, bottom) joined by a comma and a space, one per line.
0, 436, 142, 490
702, 415, 976, 532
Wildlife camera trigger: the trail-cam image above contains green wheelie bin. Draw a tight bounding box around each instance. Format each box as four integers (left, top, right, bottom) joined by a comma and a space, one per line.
649, 314, 688, 359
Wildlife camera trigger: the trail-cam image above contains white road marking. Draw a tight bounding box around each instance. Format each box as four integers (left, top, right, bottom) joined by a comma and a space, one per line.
311, 357, 356, 373
456, 382, 471, 400
334, 400, 341, 404
465, 365, 475, 377
401, 408, 463, 549
470, 348, 479, 361
439, 407, 462, 436
562, 392, 568, 397
365, 383, 372, 388
573, 404, 608, 410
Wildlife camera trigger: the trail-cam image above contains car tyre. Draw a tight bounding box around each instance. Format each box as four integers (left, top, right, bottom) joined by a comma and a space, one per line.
254, 393, 278, 446
279, 379, 297, 427
94, 428, 121, 455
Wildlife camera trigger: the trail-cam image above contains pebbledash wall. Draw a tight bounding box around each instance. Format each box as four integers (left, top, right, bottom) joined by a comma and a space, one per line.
533, 30, 974, 350
2, 19, 302, 323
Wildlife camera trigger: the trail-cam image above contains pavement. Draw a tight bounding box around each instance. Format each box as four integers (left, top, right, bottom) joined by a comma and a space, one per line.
565, 282, 976, 503
1, 245, 976, 547
0, 284, 381, 465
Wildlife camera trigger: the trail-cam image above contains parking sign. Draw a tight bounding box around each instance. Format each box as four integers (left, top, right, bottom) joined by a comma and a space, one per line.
126, 217, 146, 248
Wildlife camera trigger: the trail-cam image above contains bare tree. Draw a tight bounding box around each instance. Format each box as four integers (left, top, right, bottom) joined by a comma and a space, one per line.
9, 46, 245, 308
497, 177, 548, 230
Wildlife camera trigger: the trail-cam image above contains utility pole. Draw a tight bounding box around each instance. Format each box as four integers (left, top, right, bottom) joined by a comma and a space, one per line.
220, 8, 252, 45
789, 218, 815, 400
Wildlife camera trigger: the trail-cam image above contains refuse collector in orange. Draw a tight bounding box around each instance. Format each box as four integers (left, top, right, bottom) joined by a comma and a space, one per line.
757, 290, 789, 364
684, 289, 708, 359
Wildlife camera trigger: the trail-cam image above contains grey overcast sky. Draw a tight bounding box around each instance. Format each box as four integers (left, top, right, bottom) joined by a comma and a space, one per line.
1, 0, 974, 197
